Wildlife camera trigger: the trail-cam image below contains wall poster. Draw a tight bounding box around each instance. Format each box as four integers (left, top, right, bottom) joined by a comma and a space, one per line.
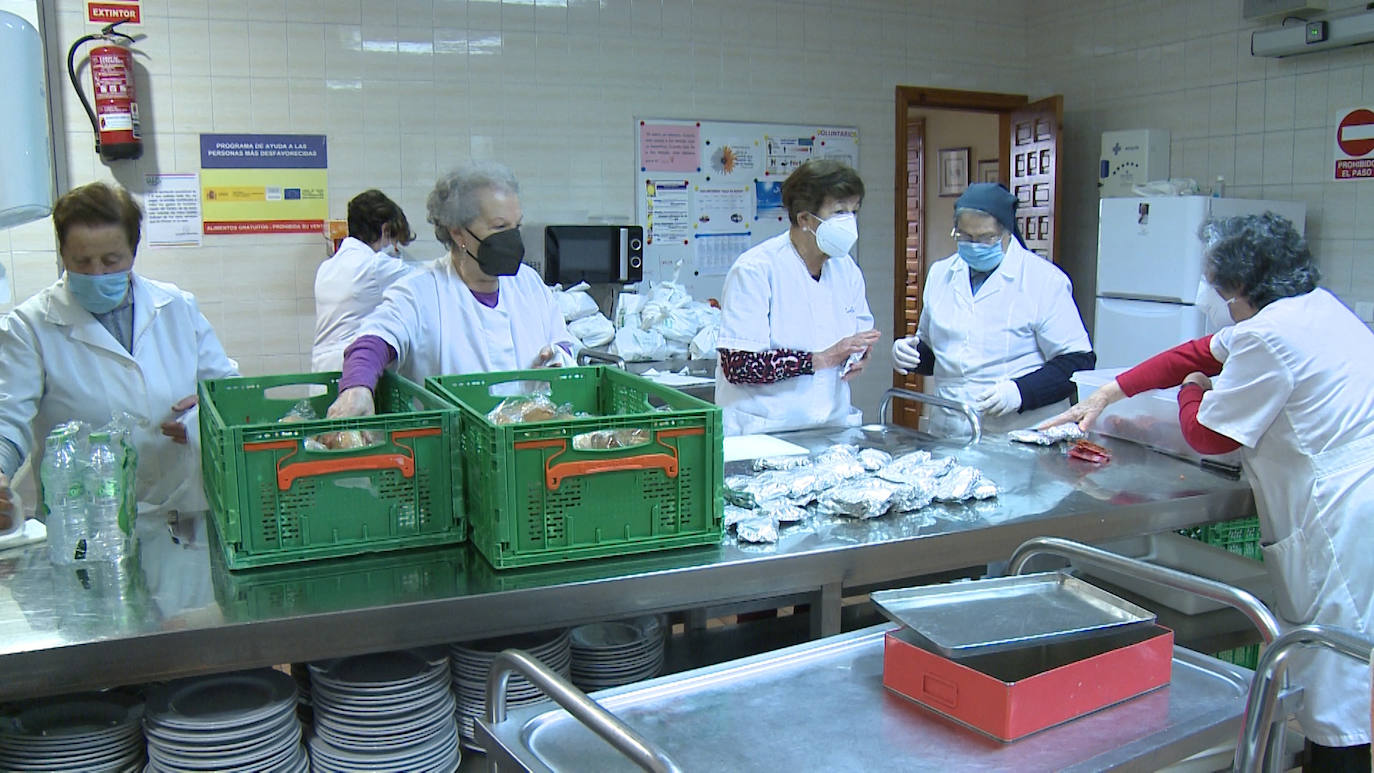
635, 119, 858, 299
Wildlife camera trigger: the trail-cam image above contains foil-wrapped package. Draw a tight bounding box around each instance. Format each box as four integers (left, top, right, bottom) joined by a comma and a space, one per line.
972, 478, 999, 500
857, 448, 893, 471
876, 453, 954, 484
752, 454, 813, 472
933, 466, 985, 502
812, 443, 861, 466
1008, 423, 1087, 446
760, 500, 807, 524
816, 480, 898, 519
743, 471, 794, 504
724, 505, 755, 529
781, 469, 822, 504
823, 458, 869, 481
890, 479, 936, 512
736, 515, 779, 544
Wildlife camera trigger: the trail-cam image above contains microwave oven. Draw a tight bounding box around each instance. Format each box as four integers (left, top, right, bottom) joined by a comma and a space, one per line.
543, 225, 643, 285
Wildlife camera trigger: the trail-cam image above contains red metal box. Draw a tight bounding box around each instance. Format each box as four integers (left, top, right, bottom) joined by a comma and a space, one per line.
882, 624, 1174, 741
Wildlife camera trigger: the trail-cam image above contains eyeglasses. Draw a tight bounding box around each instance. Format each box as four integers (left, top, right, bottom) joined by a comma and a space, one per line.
951, 228, 1002, 245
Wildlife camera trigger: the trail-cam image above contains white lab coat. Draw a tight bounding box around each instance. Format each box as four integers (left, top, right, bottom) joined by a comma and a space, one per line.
919, 241, 1091, 437
0, 274, 238, 519
359, 257, 574, 383
312, 236, 416, 372
714, 232, 874, 436
1198, 288, 1374, 746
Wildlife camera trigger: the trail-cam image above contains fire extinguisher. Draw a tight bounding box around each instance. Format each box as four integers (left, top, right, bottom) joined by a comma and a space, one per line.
67, 20, 142, 162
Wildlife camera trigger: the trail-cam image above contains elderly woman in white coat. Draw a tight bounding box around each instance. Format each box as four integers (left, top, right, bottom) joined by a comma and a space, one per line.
714, 159, 881, 436
312, 189, 417, 371
328, 162, 574, 419
0, 182, 238, 533
1049, 213, 1374, 769
891, 183, 1095, 437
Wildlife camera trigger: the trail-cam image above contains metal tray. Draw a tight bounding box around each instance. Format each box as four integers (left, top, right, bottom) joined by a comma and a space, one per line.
871, 571, 1157, 657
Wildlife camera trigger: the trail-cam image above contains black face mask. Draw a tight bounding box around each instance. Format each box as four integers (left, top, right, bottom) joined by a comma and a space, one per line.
463, 226, 524, 277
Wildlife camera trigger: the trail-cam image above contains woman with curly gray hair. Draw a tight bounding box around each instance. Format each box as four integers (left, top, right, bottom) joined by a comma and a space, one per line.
327, 161, 574, 419
1049, 212, 1374, 768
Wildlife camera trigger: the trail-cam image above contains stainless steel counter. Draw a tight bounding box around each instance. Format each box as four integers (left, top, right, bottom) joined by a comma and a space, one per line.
479, 625, 1287, 772
0, 427, 1253, 701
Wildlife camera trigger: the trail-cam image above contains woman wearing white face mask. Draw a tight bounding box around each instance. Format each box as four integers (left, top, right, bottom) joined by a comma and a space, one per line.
326, 161, 575, 420
715, 159, 881, 435
891, 183, 1094, 437
1047, 213, 1374, 768
312, 189, 418, 372
0, 182, 239, 535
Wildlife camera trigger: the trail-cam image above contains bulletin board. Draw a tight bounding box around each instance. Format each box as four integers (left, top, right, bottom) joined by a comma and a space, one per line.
635, 118, 859, 300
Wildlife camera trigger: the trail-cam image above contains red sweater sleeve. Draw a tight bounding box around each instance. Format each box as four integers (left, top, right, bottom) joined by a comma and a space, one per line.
1116, 335, 1223, 397
1177, 383, 1242, 454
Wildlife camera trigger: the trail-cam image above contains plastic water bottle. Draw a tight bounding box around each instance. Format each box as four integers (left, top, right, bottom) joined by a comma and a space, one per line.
41, 431, 87, 563
85, 432, 127, 562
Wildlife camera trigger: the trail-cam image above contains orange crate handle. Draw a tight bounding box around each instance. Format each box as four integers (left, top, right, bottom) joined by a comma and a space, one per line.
245, 427, 440, 491
515, 426, 702, 490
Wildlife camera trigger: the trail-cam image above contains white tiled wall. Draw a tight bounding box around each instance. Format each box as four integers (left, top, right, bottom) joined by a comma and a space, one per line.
5, 0, 1037, 416
1031, 0, 1374, 329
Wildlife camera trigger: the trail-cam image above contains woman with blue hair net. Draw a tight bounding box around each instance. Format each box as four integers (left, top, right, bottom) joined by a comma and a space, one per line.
891, 183, 1095, 437
1050, 212, 1374, 770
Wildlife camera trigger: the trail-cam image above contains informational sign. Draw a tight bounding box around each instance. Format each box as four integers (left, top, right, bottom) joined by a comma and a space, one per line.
199, 133, 327, 234
143, 173, 202, 247
1334, 107, 1374, 181
635, 119, 858, 299
87, 0, 140, 24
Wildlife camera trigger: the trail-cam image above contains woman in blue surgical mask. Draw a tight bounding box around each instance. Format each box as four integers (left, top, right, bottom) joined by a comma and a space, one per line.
0, 182, 239, 535
890, 183, 1095, 437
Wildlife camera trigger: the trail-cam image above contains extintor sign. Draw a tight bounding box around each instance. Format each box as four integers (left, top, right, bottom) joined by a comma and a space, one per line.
86, 1, 141, 24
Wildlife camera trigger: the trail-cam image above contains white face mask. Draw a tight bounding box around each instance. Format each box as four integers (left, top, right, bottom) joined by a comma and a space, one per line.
1195, 279, 1232, 333
809, 212, 858, 257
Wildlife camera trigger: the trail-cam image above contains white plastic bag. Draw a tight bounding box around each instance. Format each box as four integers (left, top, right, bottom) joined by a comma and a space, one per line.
1130, 178, 1200, 197
611, 327, 669, 361
554, 281, 599, 322
568, 312, 615, 347
656, 306, 700, 343
689, 325, 719, 359
614, 291, 646, 328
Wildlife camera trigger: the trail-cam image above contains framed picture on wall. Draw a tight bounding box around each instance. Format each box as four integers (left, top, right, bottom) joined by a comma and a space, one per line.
938, 147, 970, 196
977, 159, 999, 184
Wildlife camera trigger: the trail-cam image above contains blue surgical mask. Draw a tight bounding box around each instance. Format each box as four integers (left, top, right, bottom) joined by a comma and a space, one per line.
957, 241, 1003, 273
66, 270, 130, 314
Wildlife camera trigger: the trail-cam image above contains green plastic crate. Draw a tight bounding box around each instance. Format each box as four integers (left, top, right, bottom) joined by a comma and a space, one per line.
1182, 516, 1263, 561
426, 366, 723, 569
199, 371, 463, 569
1214, 643, 1261, 670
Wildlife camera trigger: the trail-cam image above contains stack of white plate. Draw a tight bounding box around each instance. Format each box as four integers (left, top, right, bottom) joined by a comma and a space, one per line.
0, 691, 145, 772
307, 648, 459, 773
570, 615, 667, 691
450, 629, 570, 747
143, 669, 306, 773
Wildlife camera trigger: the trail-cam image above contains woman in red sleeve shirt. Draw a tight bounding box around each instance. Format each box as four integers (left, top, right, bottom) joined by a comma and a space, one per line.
1048, 212, 1374, 770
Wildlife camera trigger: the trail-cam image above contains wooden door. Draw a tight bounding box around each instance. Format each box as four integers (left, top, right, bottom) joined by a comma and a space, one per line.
1007, 96, 1063, 263
892, 115, 924, 428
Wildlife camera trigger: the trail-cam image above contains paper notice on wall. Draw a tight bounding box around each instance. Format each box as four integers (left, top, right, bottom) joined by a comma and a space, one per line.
815, 127, 859, 168
693, 232, 750, 276
143, 173, 202, 247
695, 184, 751, 235
765, 135, 815, 176
705, 138, 759, 176
645, 179, 691, 244
640, 123, 701, 172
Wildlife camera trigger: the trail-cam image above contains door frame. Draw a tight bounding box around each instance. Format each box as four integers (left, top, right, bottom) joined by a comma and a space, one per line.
891, 86, 1031, 402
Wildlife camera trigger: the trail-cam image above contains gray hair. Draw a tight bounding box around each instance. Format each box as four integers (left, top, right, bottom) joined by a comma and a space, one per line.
1200, 212, 1319, 310
426, 161, 520, 248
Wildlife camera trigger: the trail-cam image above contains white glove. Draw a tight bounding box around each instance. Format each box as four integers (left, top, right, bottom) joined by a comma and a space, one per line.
892, 337, 922, 375
973, 381, 1022, 417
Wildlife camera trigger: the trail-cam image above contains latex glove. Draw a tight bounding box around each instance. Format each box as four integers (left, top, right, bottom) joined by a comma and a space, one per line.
327, 386, 376, 419
1039, 378, 1125, 432
816, 329, 882, 371
0, 473, 13, 533
973, 381, 1021, 417
160, 395, 198, 444
892, 336, 922, 375
530, 346, 571, 368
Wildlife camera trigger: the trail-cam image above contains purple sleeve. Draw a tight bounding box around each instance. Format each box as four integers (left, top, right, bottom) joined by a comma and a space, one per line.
339, 335, 397, 393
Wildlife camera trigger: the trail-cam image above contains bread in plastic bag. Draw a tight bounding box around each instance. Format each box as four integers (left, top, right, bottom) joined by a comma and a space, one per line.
554, 281, 600, 322
572, 428, 650, 450
486, 395, 578, 425
568, 312, 615, 347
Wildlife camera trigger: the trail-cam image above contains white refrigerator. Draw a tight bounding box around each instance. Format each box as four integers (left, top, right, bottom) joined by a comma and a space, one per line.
1093, 196, 1306, 369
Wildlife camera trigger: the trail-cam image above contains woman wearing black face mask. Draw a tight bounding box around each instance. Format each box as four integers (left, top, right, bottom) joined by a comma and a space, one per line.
328, 162, 575, 420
